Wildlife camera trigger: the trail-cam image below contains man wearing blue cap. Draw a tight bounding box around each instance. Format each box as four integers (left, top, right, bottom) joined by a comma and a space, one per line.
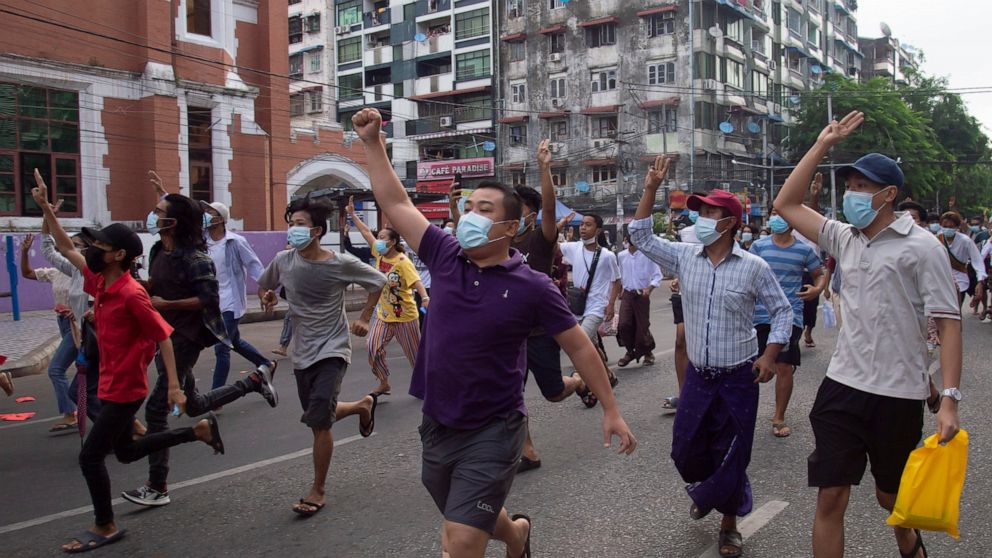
774, 111, 963, 558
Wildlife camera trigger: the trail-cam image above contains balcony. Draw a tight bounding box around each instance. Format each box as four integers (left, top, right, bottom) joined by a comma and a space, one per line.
413, 73, 455, 97
365, 84, 391, 104
415, 32, 453, 55
364, 9, 391, 29
364, 46, 393, 66
417, 0, 451, 18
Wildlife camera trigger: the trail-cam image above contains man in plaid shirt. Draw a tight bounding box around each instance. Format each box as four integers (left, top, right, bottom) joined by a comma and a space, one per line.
629, 157, 792, 558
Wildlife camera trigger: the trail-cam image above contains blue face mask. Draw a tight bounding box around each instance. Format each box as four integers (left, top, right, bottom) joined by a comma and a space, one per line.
203, 213, 214, 230
929, 223, 940, 233
941, 228, 957, 240
688, 210, 699, 224
842, 189, 887, 230
741, 232, 753, 242
769, 215, 790, 234
517, 212, 535, 236
374, 239, 390, 254
146, 211, 175, 236
287, 226, 315, 249
457, 212, 512, 250
971, 225, 980, 234
695, 216, 728, 246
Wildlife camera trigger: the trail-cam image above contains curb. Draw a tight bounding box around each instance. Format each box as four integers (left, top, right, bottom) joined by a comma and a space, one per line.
4, 334, 61, 378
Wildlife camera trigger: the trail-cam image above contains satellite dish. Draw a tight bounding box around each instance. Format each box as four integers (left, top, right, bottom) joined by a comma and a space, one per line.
576, 181, 590, 193
811, 64, 822, 74
747, 121, 761, 134
482, 141, 496, 152
708, 25, 723, 39
880, 22, 892, 37
414, 32, 427, 42
789, 95, 801, 105
719, 121, 734, 134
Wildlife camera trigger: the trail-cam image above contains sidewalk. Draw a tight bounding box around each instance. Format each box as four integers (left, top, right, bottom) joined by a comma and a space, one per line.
0, 288, 371, 377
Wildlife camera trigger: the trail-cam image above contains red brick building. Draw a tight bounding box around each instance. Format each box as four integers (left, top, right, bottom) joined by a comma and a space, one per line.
0, 0, 370, 232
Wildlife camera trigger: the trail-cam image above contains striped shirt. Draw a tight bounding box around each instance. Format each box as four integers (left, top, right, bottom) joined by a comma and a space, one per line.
749, 236, 822, 327
629, 217, 792, 368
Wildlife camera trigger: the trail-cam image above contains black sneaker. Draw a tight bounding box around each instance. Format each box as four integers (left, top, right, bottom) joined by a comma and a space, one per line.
122, 486, 170, 507
251, 364, 278, 408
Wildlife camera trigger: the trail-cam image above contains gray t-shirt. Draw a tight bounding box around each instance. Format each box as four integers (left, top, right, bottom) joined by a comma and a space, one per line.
258, 249, 386, 370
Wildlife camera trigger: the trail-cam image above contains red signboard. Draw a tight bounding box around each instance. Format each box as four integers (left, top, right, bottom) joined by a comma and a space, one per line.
416, 202, 450, 219
668, 190, 688, 210
417, 158, 495, 180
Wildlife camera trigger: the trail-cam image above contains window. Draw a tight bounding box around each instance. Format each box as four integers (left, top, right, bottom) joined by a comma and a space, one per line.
549, 76, 566, 98
289, 53, 303, 78
508, 0, 524, 18
186, 0, 211, 36
786, 8, 802, 36
337, 0, 361, 27
288, 16, 303, 44
648, 62, 675, 85
725, 18, 744, 44
752, 31, 766, 55
187, 107, 213, 203
648, 108, 677, 133
591, 69, 617, 92
338, 73, 363, 100
455, 50, 491, 81
511, 83, 526, 103
509, 41, 525, 62
722, 58, 744, 89
305, 14, 320, 33
807, 24, 819, 46
694, 101, 716, 130
0, 84, 81, 216
549, 32, 565, 53
307, 52, 322, 73
787, 51, 803, 74
453, 94, 492, 123
455, 8, 489, 40
509, 125, 527, 145
592, 116, 617, 138
549, 0, 566, 9
308, 89, 323, 113
751, 71, 769, 98
548, 119, 568, 140
693, 53, 716, 79
591, 165, 617, 183
289, 93, 304, 117
289, 0, 301, 4
551, 168, 567, 187
587, 23, 616, 48
808, 0, 820, 13
648, 12, 675, 37
338, 37, 361, 63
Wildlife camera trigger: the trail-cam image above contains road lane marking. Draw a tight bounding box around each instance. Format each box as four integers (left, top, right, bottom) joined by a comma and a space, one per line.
695, 500, 789, 558
0, 433, 369, 535
0, 415, 62, 430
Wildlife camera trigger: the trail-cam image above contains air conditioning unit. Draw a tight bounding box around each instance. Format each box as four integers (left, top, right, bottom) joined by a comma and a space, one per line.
768, 60, 778, 71
549, 143, 561, 154
551, 98, 564, 108
549, 53, 563, 63
336, 26, 349, 34
593, 139, 610, 149
440, 116, 454, 127
703, 79, 720, 90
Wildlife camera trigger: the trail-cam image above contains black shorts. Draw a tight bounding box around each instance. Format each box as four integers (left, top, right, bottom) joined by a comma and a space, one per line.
294, 357, 347, 430
670, 293, 684, 325
755, 324, 803, 367
526, 334, 565, 400
807, 377, 923, 494
420, 412, 527, 534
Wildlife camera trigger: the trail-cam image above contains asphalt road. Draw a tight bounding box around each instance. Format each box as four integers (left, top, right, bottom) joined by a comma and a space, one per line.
1, 293, 989, 557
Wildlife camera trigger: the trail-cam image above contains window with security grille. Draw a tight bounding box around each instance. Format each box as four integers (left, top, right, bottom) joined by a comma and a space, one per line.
648, 62, 675, 85
456, 50, 491, 80
338, 37, 361, 63
648, 12, 674, 37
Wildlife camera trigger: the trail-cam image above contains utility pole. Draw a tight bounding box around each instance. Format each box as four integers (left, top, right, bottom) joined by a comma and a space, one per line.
827, 92, 837, 218
688, 0, 695, 191
762, 118, 770, 204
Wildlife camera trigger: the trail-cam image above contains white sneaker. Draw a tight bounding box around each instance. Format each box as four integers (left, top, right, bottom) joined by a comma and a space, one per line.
982, 317, 992, 324
122, 486, 171, 507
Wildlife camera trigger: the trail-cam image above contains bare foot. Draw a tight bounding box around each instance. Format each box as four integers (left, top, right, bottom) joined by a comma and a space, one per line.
272, 346, 288, 356
506, 515, 530, 558
192, 419, 213, 443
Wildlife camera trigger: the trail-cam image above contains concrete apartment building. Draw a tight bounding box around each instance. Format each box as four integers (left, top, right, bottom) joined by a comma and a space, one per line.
0, 0, 370, 234
495, 0, 860, 224
858, 32, 918, 85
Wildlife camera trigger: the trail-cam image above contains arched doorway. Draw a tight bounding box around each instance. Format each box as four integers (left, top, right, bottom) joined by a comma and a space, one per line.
285, 153, 371, 199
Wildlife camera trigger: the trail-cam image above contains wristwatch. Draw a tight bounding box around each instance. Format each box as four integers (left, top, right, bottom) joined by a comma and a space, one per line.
940, 387, 963, 402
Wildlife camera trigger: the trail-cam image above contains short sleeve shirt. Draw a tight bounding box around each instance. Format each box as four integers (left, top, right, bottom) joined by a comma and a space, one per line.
750, 236, 823, 327
512, 228, 556, 277
83, 269, 173, 403
818, 214, 960, 399
560, 242, 621, 318
371, 247, 421, 323
411, 226, 577, 429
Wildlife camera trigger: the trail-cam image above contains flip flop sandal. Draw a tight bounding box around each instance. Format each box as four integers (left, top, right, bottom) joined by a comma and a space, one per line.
0, 371, 13, 396
662, 397, 679, 411
508, 513, 532, 558
643, 355, 655, 366
360, 393, 378, 438
63, 528, 126, 554
293, 499, 325, 517
571, 372, 598, 408
617, 354, 634, 367
718, 529, 743, 558
772, 423, 792, 438
50, 422, 78, 433
804, 340, 816, 348
205, 412, 224, 455
900, 529, 928, 558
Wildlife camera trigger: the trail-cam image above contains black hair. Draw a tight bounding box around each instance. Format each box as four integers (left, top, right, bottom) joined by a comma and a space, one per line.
475, 181, 523, 221
940, 211, 962, 227
742, 224, 758, 235
583, 213, 610, 248
514, 186, 542, 215
898, 201, 927, 222
377, 227, 405, 253
163, 193, 205, 250
285, 195, 332, 239
442, 219, 455, 228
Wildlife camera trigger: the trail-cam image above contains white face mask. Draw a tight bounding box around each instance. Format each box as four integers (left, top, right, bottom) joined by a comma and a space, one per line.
582, 236, 598, 246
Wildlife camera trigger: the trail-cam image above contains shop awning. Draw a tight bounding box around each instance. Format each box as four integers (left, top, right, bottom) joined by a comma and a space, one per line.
637, 5, 678, 17
580, 105, 622, 114
497, 115, 529, 123
409, 85, 490, 101
540, 24, 566, 34
579, 16, 620, 28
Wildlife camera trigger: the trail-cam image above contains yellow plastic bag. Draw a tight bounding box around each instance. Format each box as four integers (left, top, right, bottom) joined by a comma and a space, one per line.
886, 429, 969, 539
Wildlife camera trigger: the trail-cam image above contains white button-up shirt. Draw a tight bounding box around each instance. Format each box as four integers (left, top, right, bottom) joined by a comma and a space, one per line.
618, 249, 663, 291
819, 214, 960, 399
938, 231, 986, 292
630, 217, 792, 368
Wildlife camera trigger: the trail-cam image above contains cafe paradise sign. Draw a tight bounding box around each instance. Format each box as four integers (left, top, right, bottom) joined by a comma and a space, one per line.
417, 158, 495, 180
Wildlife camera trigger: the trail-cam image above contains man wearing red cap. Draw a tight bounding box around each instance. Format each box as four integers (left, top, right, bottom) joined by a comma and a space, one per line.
630, 157, 792, 558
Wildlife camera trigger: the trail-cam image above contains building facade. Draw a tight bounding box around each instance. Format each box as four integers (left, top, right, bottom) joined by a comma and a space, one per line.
495, 0, 859, 224
0, 0, 370, 233
858, 34, 918, 85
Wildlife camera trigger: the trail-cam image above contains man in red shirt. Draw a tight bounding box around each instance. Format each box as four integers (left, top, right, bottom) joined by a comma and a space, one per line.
33, 173, 223, 554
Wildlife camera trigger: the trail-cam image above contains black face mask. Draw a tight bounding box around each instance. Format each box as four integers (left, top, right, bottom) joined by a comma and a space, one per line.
84, 247, 110, 273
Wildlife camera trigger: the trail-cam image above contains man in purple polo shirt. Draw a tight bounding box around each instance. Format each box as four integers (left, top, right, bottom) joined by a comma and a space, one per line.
353, 108, 637, 558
